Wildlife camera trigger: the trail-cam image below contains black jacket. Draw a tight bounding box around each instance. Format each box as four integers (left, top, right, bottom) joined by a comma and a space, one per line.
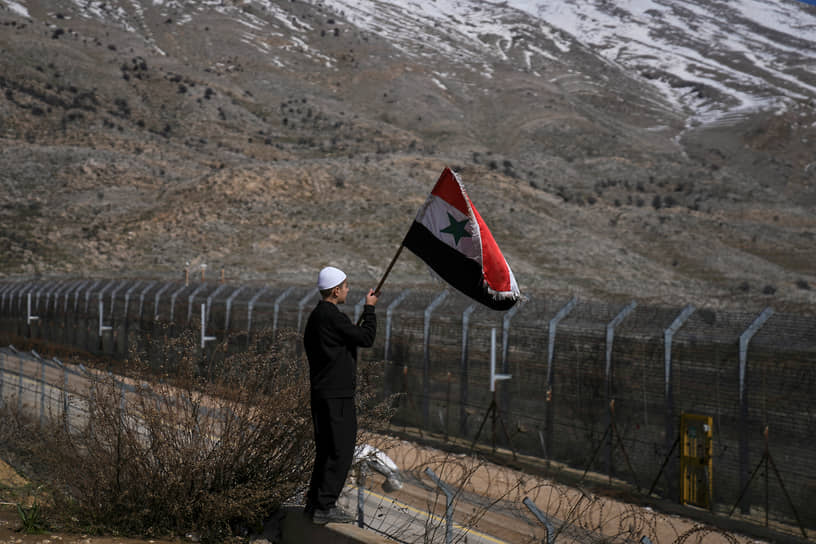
303, 300, 376, 398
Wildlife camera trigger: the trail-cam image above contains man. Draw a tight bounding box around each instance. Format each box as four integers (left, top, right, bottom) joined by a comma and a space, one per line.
303, 266, 378, 524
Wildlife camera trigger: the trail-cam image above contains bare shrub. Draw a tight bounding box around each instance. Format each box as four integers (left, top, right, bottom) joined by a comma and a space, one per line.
0, 326, 394, 542
19, 328, 317, 542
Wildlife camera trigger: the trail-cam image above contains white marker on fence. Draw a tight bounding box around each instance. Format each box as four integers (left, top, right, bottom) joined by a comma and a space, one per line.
99, 299, 112, 337
27, 293, 40, 325
201, 303, 216, 348
491, 327, 511, 392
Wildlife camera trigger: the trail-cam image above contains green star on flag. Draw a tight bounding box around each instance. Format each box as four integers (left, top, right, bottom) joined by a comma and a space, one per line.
440, 213, 471, 246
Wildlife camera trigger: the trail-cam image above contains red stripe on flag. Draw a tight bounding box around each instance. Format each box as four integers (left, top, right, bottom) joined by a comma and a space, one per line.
429, 168, 469, 216
470, 199, 512, 292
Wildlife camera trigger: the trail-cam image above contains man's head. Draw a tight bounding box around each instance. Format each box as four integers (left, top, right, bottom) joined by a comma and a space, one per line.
317, 266, 349, 304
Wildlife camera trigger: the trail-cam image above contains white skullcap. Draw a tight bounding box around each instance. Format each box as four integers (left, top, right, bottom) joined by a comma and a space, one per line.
317, 266, 347, 290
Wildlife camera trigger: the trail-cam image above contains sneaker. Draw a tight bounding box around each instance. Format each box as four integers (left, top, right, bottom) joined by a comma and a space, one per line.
312, 506, 356, 525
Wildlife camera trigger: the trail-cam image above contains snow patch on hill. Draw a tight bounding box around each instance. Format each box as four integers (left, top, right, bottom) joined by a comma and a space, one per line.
3, 0, 814, 125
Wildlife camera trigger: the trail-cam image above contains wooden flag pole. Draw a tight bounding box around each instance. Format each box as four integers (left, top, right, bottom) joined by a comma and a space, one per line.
357, 243, 404, 325
373, 243, 404, 296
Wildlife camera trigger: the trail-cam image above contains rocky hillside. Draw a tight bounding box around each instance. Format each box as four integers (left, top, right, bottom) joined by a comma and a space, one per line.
1, 0, 815, 312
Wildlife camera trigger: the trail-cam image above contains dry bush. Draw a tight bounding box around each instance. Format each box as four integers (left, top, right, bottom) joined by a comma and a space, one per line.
15, 327, 318, 542
0, 325, 394, 542
356, 357, 398, 444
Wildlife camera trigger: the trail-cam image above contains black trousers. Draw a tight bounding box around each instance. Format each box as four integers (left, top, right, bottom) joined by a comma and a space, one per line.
307, 395, 357, 511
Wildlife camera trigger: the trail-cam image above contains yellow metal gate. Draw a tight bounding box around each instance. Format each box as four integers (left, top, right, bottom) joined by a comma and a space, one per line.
680, 413, 713, 508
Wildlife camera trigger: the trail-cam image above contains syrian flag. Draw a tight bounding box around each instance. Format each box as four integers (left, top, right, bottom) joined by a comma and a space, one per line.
403, 168, 520, 311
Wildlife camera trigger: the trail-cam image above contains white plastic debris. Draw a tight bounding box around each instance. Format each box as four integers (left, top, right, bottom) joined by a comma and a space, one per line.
354, 444, 404, 492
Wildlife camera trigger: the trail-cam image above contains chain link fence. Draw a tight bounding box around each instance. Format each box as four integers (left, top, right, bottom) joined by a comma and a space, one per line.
1, 277, 814, 539
1, 346, 763, 544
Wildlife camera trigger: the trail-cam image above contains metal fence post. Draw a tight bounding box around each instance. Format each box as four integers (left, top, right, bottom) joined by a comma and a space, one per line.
13, 282, 30, 316
82, 280, 102, 313
122, 280, 142, 319
27, 293, 40, 326
523, 496, 555, 544
136, 281, 155, 320
34, 351, 46, 428
119, 378, 127, 427
55, 357, 69, 432
186, 283, 208, 323
545, 297, 577, 460
0, 352, 4, 409
32, 283, 42, 313
17, 352, 23, 413
169, 283, 188, 322
270, 286, 290, 336
92, 280, 115, 315
45, 281, 67, 313
500, 298, 525, 428
49, 281, 68, 314
44, 281, 66, 315
8, 283, 23, 313
201, 303, 216, 349
501, 299, 525, 374
385, 289, 411, 361
27, 283, 42, 316
11, 283, 24, 315
664, 305, 695, 401
548, 298, 577, 382
29, 282, 42, 313
381, 289, 411, 401
297, 290, 318, 333
56, 281, 74, 313
67, 280, 88, 313
98, 299, 112, 337
152, 282, 172, 320
0, 283, 13, 314
663, 304, 695, 496
460, 304, 476, 436
4, 283, 22, 315
206, 284, 229, 324
605, 300, 637, 477
2, 283, 20, 314
424, 467, 455, 544
3, 283, 20, 313
7, 282, 23, 312
423, 290, 449, 429
354, 295, 367, 324
490, 327, 512, 393
224, 286, 245, 332
108, 280, 126, 317
248, 286, 271, 340
357, 462, 367, 529
738, 307, 774, 514
4, 282, 20, 313
15, 282, 34, 314
34, 282, 51, 315
87, 366, 95, 437
11, 283, 26, 315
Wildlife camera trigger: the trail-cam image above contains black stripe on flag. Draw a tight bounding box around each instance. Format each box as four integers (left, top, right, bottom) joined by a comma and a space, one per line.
403, 221, 516, 311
